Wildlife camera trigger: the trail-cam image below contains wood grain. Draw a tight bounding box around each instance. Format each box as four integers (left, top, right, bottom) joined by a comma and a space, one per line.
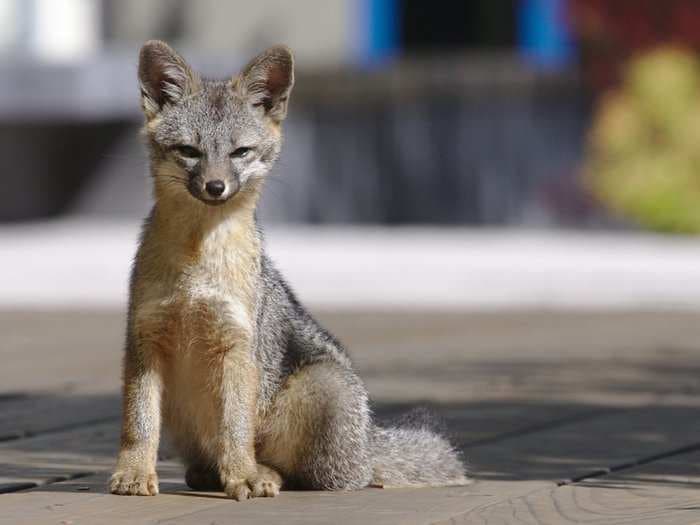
0, 394, 119, 442
3, 310, 700, 524
439, 450, 700, 524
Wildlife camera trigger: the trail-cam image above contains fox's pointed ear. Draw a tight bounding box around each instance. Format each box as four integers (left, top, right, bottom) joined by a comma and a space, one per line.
138, 40, 199, 119
239, 45, 294, 122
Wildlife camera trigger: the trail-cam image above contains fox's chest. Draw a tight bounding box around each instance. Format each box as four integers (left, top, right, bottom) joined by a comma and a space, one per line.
133, 220, 261, 359
133, 278, 255, 360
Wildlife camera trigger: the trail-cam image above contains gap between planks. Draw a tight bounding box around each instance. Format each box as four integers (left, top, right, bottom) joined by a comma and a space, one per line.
560, 440, 700, 485
0, 472, 95, 495
0, 415, 121, 444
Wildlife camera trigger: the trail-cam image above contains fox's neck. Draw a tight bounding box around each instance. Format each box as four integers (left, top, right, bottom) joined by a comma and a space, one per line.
149, 184, 262, 271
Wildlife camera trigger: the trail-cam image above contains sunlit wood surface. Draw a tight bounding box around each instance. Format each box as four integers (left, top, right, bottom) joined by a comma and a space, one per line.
2, 310, 700, 524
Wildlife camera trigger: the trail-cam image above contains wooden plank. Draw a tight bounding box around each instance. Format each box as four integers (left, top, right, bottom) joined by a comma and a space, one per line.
6, 448, 699, 525
338, 311, 700, 406
0, 310, 124, 395
0, 309, 621, 491
468, 405, 700, 483
2, 309, 631, 453
2, 404, 699, 523
0, 415, 552, 524
373, 400, 610, 449
0, 474, 549, 525
0, 394, 119, 442
202, 404, 700, 524
0, 419, 180, 492
5, 309, 700, 404
439, 450, 700, 524
0, 400, 591, 491
320, 310, 700, 363
591, 445, 700, 488
0, 421, 120, 490
4, 310, 700, 413
3, 310, 700, 522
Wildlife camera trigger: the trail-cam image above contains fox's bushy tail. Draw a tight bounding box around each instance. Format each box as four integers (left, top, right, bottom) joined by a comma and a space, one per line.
369, 408, 469, 487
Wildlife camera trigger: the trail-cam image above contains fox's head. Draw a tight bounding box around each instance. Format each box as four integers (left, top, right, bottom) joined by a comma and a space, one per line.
138, 40, 294, 208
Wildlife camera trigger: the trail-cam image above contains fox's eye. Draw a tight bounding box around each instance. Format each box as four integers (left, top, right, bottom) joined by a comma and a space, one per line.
231, 147, 251, 159
174, 145, 202, 159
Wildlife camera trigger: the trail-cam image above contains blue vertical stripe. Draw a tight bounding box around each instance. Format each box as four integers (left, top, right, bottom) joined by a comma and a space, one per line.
359, 0, 399, 66
518, 0, 574, 69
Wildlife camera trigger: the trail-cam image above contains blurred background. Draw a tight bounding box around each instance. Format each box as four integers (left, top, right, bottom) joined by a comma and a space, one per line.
3, 0, 700, 309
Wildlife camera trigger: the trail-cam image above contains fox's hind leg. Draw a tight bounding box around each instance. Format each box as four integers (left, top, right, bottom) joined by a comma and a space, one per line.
257, 362, 372, 490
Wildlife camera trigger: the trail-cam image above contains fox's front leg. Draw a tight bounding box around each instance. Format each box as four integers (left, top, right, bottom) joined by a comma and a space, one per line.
216, 348, 262, 500
110, 345, 162, 496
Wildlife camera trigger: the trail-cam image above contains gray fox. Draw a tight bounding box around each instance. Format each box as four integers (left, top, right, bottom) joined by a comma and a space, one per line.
109, 40, 468, 500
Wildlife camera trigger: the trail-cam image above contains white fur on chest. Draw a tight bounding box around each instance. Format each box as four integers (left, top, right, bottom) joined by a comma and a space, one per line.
135, 277, 254, 356
176, 265, 254, 339
134, 224, 259, 359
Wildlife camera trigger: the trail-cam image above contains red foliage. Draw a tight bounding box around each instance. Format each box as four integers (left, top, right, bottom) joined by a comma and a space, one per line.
571, 0, 700, 91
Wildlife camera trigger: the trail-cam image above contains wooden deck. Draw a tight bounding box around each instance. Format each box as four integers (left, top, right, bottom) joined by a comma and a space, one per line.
2, 309, 700, 524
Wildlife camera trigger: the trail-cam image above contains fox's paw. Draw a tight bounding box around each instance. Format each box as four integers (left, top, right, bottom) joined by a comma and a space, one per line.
250, 464, 282, 497
110, 469, 159, 496
222, 464, 282, 500
223, 478, 252, 501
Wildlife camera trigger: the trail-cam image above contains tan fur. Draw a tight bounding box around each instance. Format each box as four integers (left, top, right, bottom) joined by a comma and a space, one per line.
267, 121, 282, 139
111, 361, 162, 496
111, 170, 269, 498
144, 115, 162, 134
249, 463, 283, 497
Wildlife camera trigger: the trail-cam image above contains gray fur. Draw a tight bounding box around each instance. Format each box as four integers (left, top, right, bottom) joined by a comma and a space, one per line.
122, 40, 468, 496
254, 256, 468, 489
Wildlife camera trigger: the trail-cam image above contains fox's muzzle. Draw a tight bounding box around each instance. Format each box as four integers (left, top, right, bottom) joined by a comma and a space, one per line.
188, 175, 240, 205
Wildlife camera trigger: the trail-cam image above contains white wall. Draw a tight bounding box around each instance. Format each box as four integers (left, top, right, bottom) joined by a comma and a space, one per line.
109, 0, 357, 67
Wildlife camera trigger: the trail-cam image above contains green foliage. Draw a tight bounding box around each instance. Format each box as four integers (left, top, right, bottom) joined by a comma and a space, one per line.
587, 47, 700, 233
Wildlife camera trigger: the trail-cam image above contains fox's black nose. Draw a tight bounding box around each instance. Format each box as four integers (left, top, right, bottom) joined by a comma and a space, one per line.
205, 180, 226, 197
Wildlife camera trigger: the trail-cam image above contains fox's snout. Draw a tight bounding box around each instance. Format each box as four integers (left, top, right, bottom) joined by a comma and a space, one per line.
187, 172, 240, 205
205, 180, 226, 197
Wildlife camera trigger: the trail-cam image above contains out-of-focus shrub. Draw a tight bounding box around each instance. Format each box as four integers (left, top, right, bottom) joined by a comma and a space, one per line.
586, 47, 700, 233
